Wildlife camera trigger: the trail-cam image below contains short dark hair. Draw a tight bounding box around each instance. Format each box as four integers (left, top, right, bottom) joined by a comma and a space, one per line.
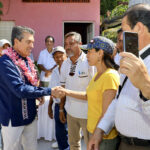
117, 28, 122, 34
45, 35, 55, 43
124, 4, 150, 32
11, 26, 35, 46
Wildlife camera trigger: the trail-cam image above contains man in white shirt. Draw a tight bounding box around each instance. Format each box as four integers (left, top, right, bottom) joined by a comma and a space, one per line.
88, 4, 150, 150
114, 28, 123, 66
60, 32, 94, 150
48, 46, 69, 150
37, 35, 56, 87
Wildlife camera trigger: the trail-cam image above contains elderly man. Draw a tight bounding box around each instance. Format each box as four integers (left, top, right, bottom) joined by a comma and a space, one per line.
88, 4, 150, 150
0, 26, 63, 150
60, 32, 95, 150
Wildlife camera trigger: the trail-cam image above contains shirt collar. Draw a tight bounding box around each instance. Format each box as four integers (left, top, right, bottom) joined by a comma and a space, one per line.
139, 44, 150, 56
46, 48, 53, 55
68, 51, 86, 64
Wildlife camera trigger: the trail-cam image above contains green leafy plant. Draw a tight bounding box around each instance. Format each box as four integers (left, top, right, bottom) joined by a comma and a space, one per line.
0, 2, 3, 15
110, 4, 128, 19
102, 27, 121, 42
101, 0, 129, 17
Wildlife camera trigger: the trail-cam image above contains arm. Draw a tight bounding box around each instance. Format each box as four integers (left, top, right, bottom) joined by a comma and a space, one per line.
0, 56, 54, 99
102, 89, 117, 116
65, 89, 87, 100
88, 98, 117, 150
59, 94, 67, 124
120, 52, 150, 99
48, 96, 54, 119
38, 64, 48, 72
94, 89, 117, 133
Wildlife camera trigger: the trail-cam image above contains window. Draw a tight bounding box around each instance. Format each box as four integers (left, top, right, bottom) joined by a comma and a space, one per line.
0, 21, 15, 43
23, 0, 90, 3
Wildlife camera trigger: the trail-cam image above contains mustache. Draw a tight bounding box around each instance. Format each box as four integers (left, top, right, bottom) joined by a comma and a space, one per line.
66, 48, 71, 51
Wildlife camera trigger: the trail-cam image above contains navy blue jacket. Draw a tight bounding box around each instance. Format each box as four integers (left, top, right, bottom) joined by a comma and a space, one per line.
0, 55, 51, 127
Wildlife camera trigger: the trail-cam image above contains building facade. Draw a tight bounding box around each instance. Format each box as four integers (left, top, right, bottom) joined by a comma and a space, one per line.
0, 0, 100, 60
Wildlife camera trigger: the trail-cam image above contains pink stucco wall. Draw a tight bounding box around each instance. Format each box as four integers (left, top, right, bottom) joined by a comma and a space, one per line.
1, 0, 100, 60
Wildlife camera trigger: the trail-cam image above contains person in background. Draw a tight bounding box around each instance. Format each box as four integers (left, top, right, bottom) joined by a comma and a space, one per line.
0, 26, 64, 150
114, 28, 123, 65
60, 32, 95, 150
37, 35, 57, 87
48, 46, 69, 150
88, 4, 150, 150
0, 39, 11, 56
58, 36, 120, 150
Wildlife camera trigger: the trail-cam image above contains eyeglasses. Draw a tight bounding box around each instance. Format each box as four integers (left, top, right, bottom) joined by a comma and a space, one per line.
69, 62, 77, 76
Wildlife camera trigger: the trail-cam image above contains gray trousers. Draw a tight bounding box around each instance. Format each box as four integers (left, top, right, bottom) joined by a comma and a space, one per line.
119, 141, 150, 150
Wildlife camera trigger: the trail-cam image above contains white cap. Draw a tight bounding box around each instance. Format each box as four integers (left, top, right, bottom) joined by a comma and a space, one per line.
52, 46, 66, 56
0, 39, 11, 47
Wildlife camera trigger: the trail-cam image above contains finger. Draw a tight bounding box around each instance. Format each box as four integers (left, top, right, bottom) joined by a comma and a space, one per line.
120, 52, 138, 60
87, 142, 93, 150
94, 142, 99, 150
119, 67, 130, 76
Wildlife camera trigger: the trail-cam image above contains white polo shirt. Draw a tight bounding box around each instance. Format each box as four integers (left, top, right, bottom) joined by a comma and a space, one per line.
48, 66, 60, 104
60, 52, 94, 119
37, 49, 56, 82
98, 44, 150, 140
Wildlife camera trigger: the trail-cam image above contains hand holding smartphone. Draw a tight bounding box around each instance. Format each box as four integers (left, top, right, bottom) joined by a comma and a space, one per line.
123, 31, 139, 57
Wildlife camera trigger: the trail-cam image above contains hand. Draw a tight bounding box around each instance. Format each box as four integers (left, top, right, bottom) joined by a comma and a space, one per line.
51, 86, 66, 98
37, 97, 45, 105
59, 111, 66, 123
87, 128, 103, 150
48, 104, 53, 119
45, 70, 52, 77
120, 52, 149, 90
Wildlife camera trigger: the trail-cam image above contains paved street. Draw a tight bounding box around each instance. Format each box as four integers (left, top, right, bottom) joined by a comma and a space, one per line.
38, 138, 86, 150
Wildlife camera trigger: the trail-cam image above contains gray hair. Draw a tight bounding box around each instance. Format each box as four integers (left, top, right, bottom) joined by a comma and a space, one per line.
65, 32, 82, 43
11, 26, 35, 46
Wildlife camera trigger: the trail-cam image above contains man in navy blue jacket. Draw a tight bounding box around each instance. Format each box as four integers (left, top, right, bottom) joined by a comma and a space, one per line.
0, 26, 63, 150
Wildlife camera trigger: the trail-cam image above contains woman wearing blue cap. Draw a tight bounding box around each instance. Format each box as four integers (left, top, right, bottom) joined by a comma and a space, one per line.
59, 36, 120, 150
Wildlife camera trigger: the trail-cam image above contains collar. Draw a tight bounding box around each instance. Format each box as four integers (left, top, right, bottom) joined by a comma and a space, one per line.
68, 51, 86, 64
139, 44, 150, 60
13, 49, 27, 61
46, 48, 53, 54
139, 44, 150, 56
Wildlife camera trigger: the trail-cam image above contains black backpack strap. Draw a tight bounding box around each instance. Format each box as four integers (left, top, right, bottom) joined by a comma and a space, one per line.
140, 48, 150, 59
116, 76, 128, 99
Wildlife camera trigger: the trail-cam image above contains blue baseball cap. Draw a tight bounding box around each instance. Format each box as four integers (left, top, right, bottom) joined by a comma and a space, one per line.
81, 36, 115, 54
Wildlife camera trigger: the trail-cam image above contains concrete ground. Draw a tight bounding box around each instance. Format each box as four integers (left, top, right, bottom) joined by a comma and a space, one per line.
38, 138, 86, 150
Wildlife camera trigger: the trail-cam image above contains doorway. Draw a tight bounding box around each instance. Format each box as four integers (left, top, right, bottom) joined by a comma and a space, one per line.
63, 22, 94, 44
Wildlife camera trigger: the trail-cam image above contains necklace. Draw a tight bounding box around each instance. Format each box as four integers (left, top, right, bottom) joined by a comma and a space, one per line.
4, 48, 38, 86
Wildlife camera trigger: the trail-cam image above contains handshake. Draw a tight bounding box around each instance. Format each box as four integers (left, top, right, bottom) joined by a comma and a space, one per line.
51, 86, 66, 98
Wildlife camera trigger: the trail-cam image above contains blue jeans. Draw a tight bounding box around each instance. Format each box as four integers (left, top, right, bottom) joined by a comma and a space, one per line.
54, 104, 69, 150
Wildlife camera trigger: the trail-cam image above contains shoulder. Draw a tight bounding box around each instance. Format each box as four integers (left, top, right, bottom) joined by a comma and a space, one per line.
52, 66, 59, 75
103, 69, 120, 81
62, 59, 69, 67
0, 55, 18, 75
0, 55, 14, 66
39, 49, 46, 55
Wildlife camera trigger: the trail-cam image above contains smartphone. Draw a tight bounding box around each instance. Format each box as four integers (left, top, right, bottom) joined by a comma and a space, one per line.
123, 31, 139, 57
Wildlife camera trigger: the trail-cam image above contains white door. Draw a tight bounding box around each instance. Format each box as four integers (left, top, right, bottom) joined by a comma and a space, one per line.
87, 23, 94, 43
0, 21, 15, 43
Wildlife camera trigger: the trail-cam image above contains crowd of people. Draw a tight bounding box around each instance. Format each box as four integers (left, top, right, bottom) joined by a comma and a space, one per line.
0, 3, 150, 150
